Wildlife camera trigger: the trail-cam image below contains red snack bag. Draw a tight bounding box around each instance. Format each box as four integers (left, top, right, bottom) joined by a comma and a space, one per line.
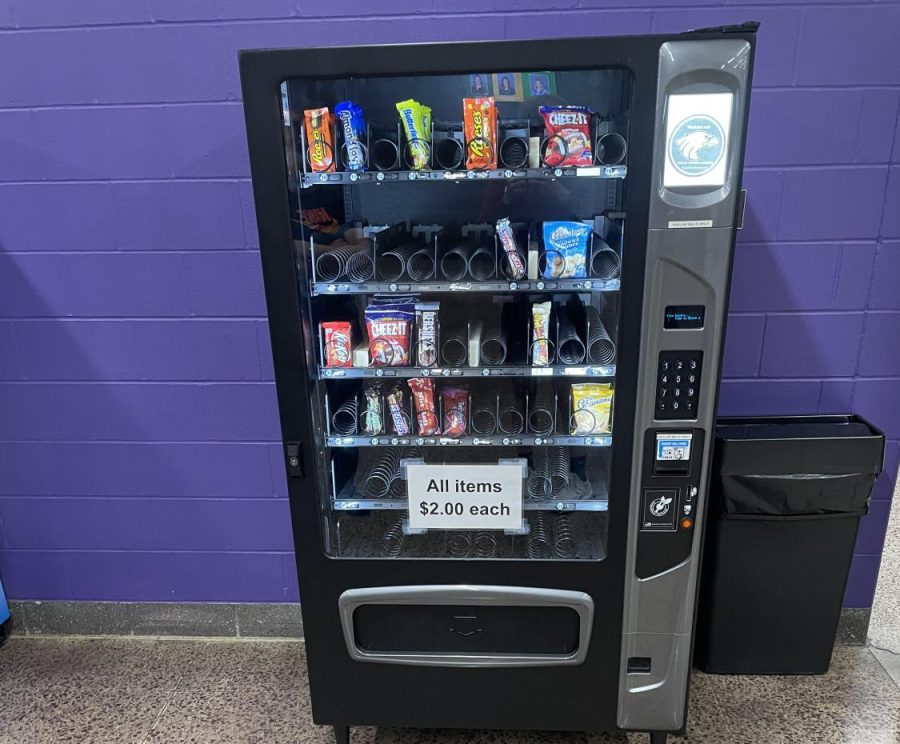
365, 302, 414, 367
408, 377, 439, 436
304, 107, 336, 173
464, 97, 498, 170
322, 321, 352, 367
540, 105, 593, 167
442, 386, 468, 437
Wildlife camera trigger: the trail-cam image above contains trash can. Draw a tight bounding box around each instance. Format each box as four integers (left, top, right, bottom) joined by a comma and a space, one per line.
695, 415, 885, 675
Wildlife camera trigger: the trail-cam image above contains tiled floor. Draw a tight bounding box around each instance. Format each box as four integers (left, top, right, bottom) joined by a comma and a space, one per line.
0, 638, 898, 744
870, 479, 900, 686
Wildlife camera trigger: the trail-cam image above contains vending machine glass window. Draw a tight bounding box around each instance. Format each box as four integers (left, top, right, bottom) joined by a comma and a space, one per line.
281, 69, 631, 561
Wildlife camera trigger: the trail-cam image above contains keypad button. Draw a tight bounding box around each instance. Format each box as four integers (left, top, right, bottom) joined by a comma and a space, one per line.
659, 388, 667, 398
687, 387, 695, 397
674, 374, 682, 384
658, 401, 667, 411
689, 360, 697, 370
661, 375, 669, 384
674, 388, 681, 397
688, 374, 696, 384
661, 361, 669, 371
675, 360, 684, 370
672, 401, 680, 410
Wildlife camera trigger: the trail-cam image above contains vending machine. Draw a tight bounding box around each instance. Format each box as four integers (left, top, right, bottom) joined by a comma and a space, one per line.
240, 24, 756, 744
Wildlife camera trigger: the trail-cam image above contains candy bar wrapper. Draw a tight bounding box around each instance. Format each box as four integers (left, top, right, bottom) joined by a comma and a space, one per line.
540, 105, 593, 168
304, 107, 335, 173
387, 385, 411, 436
396, 99, 430, 170
496, 218, 526, 279
543, 221, 591, 279
531, 301, 552, 367
415, 302, 440, 367
321, 321, 352, 368
408, 377, 439, 436
464, 97, 497, 170
571, 383, 614, 435
442, 386, 468, 437
365, 302, 415, 366
335, 100, 367, 172
362, 382, 383, 436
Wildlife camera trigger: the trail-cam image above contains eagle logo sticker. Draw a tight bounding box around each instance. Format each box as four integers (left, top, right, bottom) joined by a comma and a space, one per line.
668, 114, 726, 178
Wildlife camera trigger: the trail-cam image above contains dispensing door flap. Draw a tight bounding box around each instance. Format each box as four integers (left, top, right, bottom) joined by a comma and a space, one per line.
339, 585, 594, 667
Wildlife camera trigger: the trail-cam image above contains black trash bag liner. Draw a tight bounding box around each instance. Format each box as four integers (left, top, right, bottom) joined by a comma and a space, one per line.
720, 472, 877, 517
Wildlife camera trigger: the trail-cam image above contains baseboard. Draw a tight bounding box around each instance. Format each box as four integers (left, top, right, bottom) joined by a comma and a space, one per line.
7, 601, 869, 644
8, 601, 303, 639
835, 607, 871, 646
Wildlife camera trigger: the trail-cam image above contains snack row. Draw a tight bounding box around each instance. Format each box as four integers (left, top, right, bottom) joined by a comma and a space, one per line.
331, 380, 613, 438
303, 97, 598, 173
322, 296, 615, 370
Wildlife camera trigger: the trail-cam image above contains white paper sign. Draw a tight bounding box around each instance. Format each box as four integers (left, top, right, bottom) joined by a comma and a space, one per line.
407, 463, 523, 531
663, 92, 733, 189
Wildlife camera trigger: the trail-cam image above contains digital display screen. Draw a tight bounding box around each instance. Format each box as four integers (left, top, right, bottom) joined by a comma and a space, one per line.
664, 305, 705, 330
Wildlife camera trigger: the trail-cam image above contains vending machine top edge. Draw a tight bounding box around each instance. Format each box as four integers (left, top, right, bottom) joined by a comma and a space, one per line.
240, 23, 756, 744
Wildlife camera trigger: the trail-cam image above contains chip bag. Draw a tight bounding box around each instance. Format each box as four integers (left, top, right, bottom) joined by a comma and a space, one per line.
540, 105, 593, 168
397, 99, 430, 170
571, 383, 614, 435
543, 221, 591, 279
442, 386, 468, 437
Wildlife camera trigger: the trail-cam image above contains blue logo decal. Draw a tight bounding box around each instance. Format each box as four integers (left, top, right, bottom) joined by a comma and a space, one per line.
668, 115, 725, 177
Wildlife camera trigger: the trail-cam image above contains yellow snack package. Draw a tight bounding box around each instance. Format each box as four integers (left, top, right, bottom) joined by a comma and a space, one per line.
396, 98, 430, 170
571, 383, 613, 435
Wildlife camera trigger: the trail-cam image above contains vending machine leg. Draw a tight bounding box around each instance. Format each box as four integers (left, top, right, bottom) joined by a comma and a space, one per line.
649, 732, 668, 744
333, 724, 350, 744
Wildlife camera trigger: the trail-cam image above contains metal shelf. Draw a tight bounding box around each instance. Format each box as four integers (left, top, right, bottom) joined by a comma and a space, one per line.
311, 277, 620, 296
320, 364, 615, 380
333, 498, 609, 512
300, 164, 626, 189
326, 434, 613, 448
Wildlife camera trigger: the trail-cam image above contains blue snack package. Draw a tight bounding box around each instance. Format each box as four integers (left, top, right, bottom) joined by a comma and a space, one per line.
542, 221, 592, 279
335, 100, 367, 171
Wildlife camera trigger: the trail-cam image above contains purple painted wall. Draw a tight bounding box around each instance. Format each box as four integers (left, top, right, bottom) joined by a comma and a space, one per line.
0, 1, 898, 609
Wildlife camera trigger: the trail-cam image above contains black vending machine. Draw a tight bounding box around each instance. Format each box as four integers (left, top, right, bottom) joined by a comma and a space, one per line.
240, 25, 756, 744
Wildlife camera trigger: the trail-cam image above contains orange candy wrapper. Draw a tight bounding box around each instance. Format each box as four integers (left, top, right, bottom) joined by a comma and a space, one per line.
304, 107, 335, 173
464, 97, 497, 170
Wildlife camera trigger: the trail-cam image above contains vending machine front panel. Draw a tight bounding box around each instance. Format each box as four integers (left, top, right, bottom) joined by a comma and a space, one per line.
240, 26, 755, 743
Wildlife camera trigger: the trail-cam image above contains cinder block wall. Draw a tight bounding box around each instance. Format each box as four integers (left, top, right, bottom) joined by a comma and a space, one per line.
0, 1, 897, 608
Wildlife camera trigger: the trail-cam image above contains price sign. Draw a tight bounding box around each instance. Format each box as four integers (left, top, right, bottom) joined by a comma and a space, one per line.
406, 463, 523, 531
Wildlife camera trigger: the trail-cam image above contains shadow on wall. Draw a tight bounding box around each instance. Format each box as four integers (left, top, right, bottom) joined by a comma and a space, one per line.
0, 252, 294, 604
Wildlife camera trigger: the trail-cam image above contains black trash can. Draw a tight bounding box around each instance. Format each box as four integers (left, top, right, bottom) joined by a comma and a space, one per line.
695, 415, 885, 675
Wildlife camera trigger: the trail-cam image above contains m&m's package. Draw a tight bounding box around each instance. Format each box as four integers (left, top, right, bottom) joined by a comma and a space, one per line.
540, 105, 593, 168
442, 386, 468, 437
335, 100, 367, 171
543, 221, 592, 279
304, 107, 335, 173
464, 97, 498, 170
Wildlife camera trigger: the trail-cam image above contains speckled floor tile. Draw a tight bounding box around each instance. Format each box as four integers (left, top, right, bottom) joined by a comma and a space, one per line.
3, 637, 900, 744
869, 480, 900, 655
704, 645, 900, 704
0, 683, 173, 744
870, 646, 900, 690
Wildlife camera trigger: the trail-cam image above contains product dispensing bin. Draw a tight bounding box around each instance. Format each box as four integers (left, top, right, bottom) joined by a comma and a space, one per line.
695, 415, 885, 675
